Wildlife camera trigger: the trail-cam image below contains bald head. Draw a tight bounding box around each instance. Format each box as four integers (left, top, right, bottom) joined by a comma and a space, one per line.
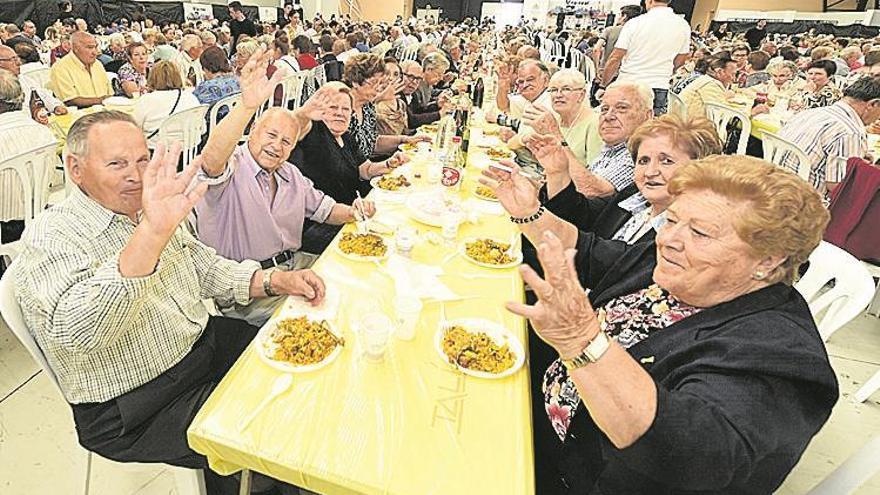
71, 31, 100, 66
0, 45, 20, 76
248, 108, 302, 171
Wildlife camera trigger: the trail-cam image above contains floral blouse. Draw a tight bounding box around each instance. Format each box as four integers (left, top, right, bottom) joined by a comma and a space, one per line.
543, 284, 702, 441
349, 102, 379, 159
804, 83, 842, 110
116, 62, 149, 95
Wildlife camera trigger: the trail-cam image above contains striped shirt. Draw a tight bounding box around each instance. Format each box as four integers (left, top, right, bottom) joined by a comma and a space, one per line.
778, 101, 867, 192
12, 187, 259, 404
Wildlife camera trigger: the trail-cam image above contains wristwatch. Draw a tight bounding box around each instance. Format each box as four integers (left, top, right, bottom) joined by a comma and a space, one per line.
262, 268, 279, 297
560, 140, 570, 148
561, 331, 611, 370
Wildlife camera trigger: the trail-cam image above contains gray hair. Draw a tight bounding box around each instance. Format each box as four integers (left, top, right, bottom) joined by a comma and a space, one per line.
441, 35, 460, 52
199, 30, 217, 44
180, 33, 202, 51
550, 68, 586, 89
422, 52, 450, 73
606, 80, 654, 112
108, 32, 125, 47
399, 59, 420, 72
66, 111, 137, 158
0, 69, 23, 113
767, 60, 798, 76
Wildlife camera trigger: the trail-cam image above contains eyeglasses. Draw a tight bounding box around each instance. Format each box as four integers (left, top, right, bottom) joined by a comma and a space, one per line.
547, 86, 585, 95
0, 56, 21, 64
403, 73, 423, 82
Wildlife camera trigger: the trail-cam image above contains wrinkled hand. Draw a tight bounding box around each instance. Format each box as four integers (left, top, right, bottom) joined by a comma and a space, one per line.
522, 105, 561, 137
273, 269, 326, 306
505, 231, 600, 359
403, 134, 432, 144
376, 77, 406, 102
479, 159, 540, 218
351, 198, 376, 220
54, 105, 68, 115
387, 151, 410, 168
141, 143, 209, 239
437, 90, 452, 108
526, 133, 569, 176
499, 126, 516, 142
297, 85, 336, 121
496, 64, 512, 88
239, 46, 285, 109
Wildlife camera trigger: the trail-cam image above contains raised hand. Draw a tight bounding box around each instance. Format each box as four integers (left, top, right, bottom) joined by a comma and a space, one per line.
525, 133, 569, 175
505, 231, 600, 359
522, 105, 561, 137
479, 159, 540, 218
140, 143, 209, 239
239, 46, 285, 110
297, 85, 336, 121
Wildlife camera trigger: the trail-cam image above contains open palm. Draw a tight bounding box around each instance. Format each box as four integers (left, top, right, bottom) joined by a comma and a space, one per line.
239, 47, 285, 109
479, 160, 540, 218
141, 144, 208, 238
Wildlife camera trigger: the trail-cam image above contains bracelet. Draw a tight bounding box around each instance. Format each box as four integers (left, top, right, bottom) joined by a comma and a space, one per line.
510, 205, 545, 224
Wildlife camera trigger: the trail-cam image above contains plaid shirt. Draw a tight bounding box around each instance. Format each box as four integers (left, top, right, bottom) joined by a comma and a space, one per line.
12, 187, 259, 404
589, 141, 635, 192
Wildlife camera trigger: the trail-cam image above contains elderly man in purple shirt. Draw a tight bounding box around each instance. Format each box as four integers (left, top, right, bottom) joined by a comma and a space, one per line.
196, 47, 375, 324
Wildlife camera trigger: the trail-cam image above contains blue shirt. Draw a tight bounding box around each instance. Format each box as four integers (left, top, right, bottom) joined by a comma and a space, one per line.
193, 74, 241, 107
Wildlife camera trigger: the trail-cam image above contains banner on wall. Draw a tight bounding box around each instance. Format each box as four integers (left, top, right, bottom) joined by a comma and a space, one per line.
259, 6, 278, 23
182, 2, 213, 21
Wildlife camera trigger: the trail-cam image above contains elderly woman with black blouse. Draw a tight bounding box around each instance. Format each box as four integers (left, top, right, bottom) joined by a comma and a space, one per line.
342, 52, 428, 159
482, 155, 838, 494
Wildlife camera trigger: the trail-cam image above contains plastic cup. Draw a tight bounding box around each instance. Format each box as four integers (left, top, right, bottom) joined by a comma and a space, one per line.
361, 313, 392, 361
393, 296, 423, 341
395, 225, 418, 257
470, 127, 484, 147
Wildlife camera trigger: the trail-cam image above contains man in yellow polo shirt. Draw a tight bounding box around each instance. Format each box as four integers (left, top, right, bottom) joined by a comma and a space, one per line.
49, 31, 112, 108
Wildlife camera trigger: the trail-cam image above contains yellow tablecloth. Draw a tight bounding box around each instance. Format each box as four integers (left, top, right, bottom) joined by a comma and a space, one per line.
48, 102, 136, 149
187, 141, 535, 495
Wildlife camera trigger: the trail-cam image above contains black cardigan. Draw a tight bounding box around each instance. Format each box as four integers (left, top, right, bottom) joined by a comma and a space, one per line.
290, 121, 369, 205
542, 181, 641, 240
542, 235, 839, 495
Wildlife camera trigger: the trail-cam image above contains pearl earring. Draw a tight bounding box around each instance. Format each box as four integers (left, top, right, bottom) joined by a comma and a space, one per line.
754, 271, 766, 280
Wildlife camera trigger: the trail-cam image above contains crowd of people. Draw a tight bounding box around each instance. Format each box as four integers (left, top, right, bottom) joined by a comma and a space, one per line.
2, 0, 876, 493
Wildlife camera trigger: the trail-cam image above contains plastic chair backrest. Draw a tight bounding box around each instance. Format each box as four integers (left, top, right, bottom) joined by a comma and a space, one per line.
667, 91, 688, 118
21, 67, 51, 89
762, 131, 812, 182
704, 102, 751, 155
207, 94, 241, 135
0, 142, 58, 221
281, 72, 307, 110
158, 105, 208, 169
804, 435, 880, 495
794, 241, 876, 341
0, 267, 63, 391
313, 63, 327, 89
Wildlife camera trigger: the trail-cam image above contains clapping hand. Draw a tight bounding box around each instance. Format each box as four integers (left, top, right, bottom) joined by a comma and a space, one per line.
505, 231, 599, 359
522, 105, 561, 137
479, 159, 540, 218
239, 46, 285, 110
140, 143, 209, 239
525, 133, 569, 175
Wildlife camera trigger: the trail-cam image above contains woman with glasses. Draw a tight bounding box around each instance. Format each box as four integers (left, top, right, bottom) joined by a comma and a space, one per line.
343, 53, 427, 159
523, 69, 603, 167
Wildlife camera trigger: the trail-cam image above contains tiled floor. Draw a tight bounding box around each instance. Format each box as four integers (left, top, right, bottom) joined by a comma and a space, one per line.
1, 312, 879, 494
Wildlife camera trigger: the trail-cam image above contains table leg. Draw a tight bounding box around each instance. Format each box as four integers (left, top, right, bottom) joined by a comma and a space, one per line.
239, 468, 252, 495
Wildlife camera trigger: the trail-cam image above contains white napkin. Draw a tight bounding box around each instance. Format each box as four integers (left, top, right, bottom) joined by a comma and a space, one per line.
385, 255, 460, 301
278, 284, 342, 321
464, 198, 504, 216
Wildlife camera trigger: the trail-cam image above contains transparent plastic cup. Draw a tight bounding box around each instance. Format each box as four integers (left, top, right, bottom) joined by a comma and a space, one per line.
361, 313, 393, 361
393, 296, 423, 341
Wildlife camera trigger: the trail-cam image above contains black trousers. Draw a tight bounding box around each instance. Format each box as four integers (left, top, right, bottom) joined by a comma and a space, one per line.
0, 219, 25, 276
71, 316, 259, 493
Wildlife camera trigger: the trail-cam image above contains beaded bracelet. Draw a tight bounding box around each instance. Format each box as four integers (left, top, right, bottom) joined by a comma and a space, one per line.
510, 206, 545, 224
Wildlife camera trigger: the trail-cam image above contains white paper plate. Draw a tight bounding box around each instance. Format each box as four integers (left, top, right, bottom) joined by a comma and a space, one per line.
460, 237, 523, 269
472, 186, 499, 202
333, 233, 391, 262
103, 96, 135, 107
434, 318, 525, 379
406, 193, 463, 227
370, 175, 414, 194
257, 316, 344, 373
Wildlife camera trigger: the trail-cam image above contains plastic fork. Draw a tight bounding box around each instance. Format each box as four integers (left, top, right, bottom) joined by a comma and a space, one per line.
239, 373, 293, 429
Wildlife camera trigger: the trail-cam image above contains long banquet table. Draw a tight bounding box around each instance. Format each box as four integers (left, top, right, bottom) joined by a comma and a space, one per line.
187, 126, 536, 495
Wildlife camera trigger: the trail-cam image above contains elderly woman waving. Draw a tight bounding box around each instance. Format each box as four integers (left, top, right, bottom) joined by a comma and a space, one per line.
485, 155, 838, 494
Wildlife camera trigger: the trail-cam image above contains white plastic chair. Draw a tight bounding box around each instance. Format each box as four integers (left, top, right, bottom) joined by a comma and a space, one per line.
20, 66, 51, 89
313, 63, 327, 89
667, 91, 688, 118
794, 241, 876, 342
157, 105, 208, 169
864, 261, 880, 317
0, 143, 58, 266
207, 93, 241, 136
704, 103, 752, 155
0, 268, 208, 495
804, 435, 880, 494
761, 131, 812, 182
280, 72, 307, 110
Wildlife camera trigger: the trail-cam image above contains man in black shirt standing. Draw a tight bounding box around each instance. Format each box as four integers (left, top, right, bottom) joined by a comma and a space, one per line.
228, 1, 256, 55
745, 20, 767, 51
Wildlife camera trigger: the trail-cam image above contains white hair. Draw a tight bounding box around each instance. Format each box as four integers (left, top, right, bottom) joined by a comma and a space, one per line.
550, 68, 586, 88
180, 33, 202, 51
606, 80, 654, 112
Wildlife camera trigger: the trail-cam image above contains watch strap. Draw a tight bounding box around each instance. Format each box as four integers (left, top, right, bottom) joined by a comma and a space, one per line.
562, 331, 611, 370
263, 268, 279, 297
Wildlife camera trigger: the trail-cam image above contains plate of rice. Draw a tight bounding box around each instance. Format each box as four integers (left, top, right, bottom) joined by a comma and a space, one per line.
258, 315, 345, 373
434, 318, 524, 379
